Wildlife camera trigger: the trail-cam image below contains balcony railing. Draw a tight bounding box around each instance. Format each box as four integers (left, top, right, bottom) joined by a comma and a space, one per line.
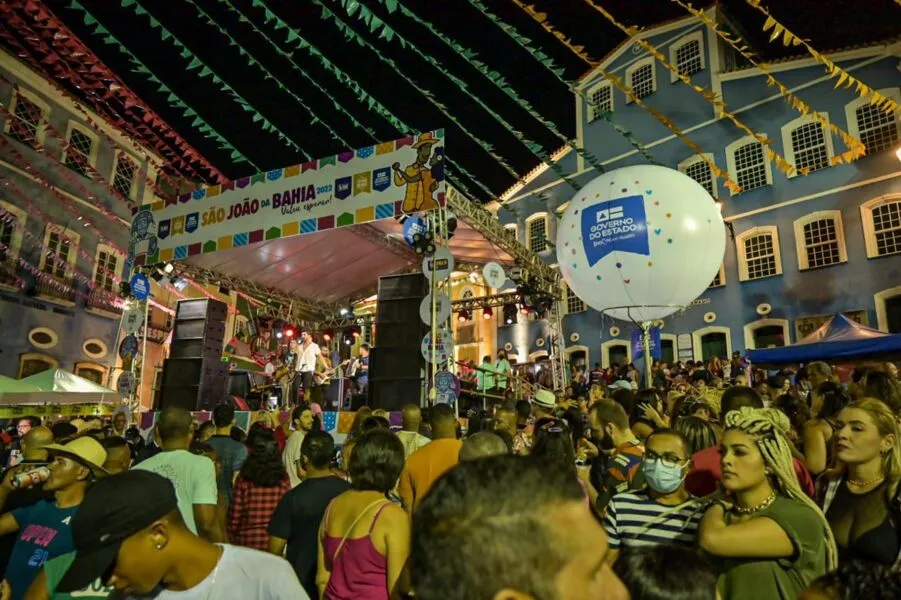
85, 288, 123, 314
0, 257, 21, 288
35, 274, 76, 303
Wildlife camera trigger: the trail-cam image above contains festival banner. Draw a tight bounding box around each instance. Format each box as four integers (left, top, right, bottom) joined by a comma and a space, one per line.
128, 131, 446, 268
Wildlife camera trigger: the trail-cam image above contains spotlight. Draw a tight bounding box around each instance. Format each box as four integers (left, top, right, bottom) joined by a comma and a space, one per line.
503, 303, 517, 325
482, 306, 494, 320
446, 210, 457, 238
284, 325, 295, 338
322, 330, 333, 342
521, 304, 531, 315
171, 276, 188, 291
412, 229, 436, 256
457, 309, 472, 322
340, 307, 350, 316
275, 331, 283, 339
163, 263, 175, 274
118, 281, 131, 299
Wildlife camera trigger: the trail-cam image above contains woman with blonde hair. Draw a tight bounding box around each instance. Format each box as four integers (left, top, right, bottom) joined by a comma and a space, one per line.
699, 407, 835, 600
818, 397, 901, 567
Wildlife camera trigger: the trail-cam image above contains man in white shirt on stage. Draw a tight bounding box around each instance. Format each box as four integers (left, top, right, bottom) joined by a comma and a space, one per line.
295, 331, 322, 404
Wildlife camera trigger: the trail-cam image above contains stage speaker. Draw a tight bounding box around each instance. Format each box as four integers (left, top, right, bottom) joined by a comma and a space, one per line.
369, 273, 427, 412
159, 298, 229, 412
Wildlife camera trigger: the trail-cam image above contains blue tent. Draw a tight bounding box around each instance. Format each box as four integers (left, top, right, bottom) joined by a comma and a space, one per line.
746, 314, 901, 365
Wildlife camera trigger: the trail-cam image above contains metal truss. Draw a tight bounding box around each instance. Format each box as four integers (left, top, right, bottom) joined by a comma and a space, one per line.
451, 291, 521, 311
174, 262, 343, 323
446, 185, 560, 297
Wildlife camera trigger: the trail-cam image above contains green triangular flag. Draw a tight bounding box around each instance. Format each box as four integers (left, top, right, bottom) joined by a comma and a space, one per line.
199, 67, 212, 77
121, 0, 136, 7
187, 57, 201, 70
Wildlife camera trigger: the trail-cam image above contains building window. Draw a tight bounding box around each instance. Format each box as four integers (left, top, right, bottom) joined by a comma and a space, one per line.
74, 362, 106, 384
670, 32, 705, 80
862, 195, 901, 258
586, 83, 613, 123
27, 327, 59, 350
709, 263, 725, 288
845, 88, 901, 156
782, 115, 834, 176
39, 226, 79, 280
726, 137, 772, 194
17, 352, 58, 379
691, 326, 732, 362
744, 319, 791, 350
737, 226, 782, 281
526, 213, 548, 253
793, 211, 847, 270
0, 201, 26, 264
4, 89, 49, 148
678, 154, 716, 197
626, 58, 656, 101
92, 244, 122, 292
111, 152, 139, 199
82, 338, 109, 359
564, 282, 586, 314
503, 223, 518, 242
62, 122, 98, 178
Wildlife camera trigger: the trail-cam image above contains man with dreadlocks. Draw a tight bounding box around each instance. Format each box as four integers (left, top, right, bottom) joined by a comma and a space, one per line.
698, 407, 836, 600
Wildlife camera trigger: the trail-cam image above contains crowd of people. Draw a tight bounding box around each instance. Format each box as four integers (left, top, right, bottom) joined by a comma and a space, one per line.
0, 357, 900, 598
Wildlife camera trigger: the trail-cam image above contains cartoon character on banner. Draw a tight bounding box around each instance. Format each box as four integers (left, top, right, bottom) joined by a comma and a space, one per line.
127, 210, 158, 272
433, 370, 460, 407
393, 132, 442, 214
556, 165, 726, 322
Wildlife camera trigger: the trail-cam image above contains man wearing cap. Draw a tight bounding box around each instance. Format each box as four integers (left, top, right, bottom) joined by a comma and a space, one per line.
44, 470, 306, 599
532, 389, 557, 422
0, 437, 107, 600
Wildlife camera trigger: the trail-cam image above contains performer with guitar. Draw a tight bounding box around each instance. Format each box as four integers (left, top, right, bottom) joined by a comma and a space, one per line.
294, 332, 326, 404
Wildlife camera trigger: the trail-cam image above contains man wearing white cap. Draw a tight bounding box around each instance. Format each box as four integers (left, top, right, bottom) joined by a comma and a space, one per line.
532, 389, 557, 421
0, 437, 107, 600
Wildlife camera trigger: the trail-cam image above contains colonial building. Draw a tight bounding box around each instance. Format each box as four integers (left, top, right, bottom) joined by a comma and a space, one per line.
494, 11, 901, 370
0, 48, 163, 386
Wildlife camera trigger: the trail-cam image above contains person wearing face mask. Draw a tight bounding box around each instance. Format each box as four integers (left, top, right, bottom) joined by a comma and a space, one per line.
602, 429, 702, 565
588, 400, 645, 513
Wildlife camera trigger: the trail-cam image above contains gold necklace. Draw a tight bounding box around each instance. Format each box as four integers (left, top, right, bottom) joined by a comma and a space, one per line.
733, 491, 776, 514
847, 475, 884, 487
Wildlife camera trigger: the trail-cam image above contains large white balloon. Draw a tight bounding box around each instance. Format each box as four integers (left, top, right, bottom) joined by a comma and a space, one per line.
556, 165, 725, 322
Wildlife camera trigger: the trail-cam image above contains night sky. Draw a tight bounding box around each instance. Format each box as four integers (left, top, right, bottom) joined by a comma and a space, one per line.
5, 0, 899, 201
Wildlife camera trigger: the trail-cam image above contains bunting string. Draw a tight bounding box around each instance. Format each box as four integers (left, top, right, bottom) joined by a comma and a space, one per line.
509, 0, 740, 192
467, 0, 661, 172
0, 3, 223, 186
586, 0, 803, 178
68, 0, 260, 168
671, 0, 866, 165
336, 0, 585, 192
508, 0, 599, 64
746, 0, 900, 115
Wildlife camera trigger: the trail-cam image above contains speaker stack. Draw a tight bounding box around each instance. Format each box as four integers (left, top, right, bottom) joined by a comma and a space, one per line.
368, 273, 428, 411
158, 298, 228, 412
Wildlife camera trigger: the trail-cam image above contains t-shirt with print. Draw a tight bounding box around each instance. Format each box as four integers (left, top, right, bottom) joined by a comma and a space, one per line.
6, 500, 78, 600
133, 450, 217, 535
714, 496, 828, 600
596, 441, 645, 513
205, 435, 248, 504
122, 544, 309, 600
268, 475, 351, 598
45, 551, 114, 598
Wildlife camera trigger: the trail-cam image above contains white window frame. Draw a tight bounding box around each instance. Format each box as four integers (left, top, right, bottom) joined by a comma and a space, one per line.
725, 135, 773, 196
659, 333, 679, 361
677, 153, 718, 198
861, 193, 901, 259
736, 225, 782, 282
525, 212, 549, 253
781, 113, 835, 178
73, 361, 107, 384
92, 243, 124, 292
562, 280, 586, 315
61, 120, 100, 176
585, 81, 614, 123
625, 57, 657, 103
669, 30, 706, 82
3, 88, 50, 147
845, 87, 901, 157
875, 285, 901, 332
743, 318, 791, 350
691, 326, 733, 361
39, 225, 80, 279
17, 352, 59, 379
110, 149, 142, 200
556, 201, 570, 215
709, 263, 726, 288
0, 200, 27, 263
601, 339, 632, 369
503, 222, 519, 242
792, 210, 847, 270
564, 345, 590, 370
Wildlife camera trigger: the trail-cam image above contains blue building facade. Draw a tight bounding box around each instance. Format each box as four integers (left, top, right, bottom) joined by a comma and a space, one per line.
0, 49, 161, 384
496, 12, 901, 371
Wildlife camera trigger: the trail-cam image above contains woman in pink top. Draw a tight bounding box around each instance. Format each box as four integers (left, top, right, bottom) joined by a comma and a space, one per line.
317, 429, 411, 599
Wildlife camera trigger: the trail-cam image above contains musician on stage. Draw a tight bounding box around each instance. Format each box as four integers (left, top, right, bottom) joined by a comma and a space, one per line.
353, 343, 370, 394
294, 331, 325, 404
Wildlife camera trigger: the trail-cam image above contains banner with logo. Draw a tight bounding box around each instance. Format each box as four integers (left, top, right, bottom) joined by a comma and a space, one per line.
128, 131, 445, 268
631, 327, 662, 361
581, 195, 649, 266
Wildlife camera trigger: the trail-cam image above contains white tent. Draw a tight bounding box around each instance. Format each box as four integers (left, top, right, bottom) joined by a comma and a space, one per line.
0, 369, 120, 405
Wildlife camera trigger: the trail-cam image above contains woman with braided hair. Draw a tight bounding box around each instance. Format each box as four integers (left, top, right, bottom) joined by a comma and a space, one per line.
699, 407, 835, 600
818, 397, 901, 567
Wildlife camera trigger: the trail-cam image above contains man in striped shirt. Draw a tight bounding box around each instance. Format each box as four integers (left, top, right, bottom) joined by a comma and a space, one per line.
603, 429, 705, 564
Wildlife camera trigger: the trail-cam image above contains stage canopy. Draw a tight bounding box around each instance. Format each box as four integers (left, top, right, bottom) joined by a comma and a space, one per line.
0, 369, 120, 405
746, 314, 901, 365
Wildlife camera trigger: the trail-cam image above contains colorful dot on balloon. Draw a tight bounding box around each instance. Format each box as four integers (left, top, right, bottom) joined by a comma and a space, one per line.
609, 181, 616, 186
648, 261, 653, 267
596, 275, 602, 281
654, 201, 660, 206
574, 209, 579, 215
646, 190, 653, 195
615, 262, 623, 268
564, 242, 569, 247
634, 181, 639, 185
572, 263, 578, 269
666, 213, 672, 218
624, 279, 631, 284
667, 238, 673, 244
571, 224, 575, 229
621, 188, 628, 193
571, 249, 576, 255
654, 228, 662, 235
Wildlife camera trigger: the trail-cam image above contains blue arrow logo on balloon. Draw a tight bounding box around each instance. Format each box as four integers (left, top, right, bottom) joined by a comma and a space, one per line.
581, 195, 650, 266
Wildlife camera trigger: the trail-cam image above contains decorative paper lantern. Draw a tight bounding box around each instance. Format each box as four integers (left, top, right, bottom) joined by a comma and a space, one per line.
557, 165, 725, 322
